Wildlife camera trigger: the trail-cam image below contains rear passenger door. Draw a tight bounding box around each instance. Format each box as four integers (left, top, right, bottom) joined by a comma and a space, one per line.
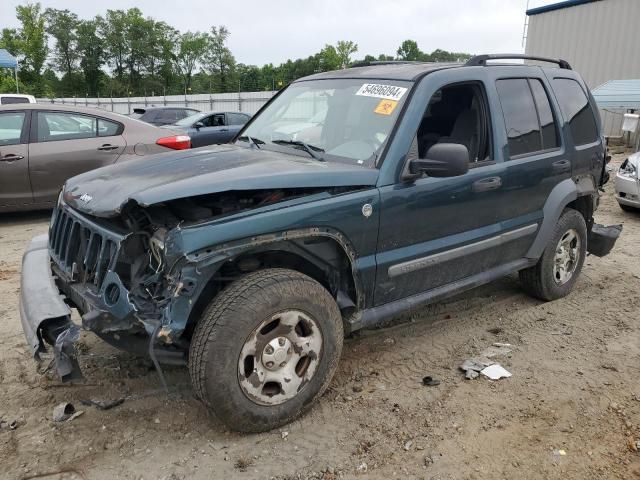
487, 69, 568, 263
225, 113, 250, 141
29, 111, 125, 204
0, 110, 32, 208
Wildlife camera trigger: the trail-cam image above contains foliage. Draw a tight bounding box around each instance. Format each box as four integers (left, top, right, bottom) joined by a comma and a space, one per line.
1, 3, 472, 97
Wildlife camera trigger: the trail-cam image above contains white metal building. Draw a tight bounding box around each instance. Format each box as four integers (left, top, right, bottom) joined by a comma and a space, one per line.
525, 0, 640, 136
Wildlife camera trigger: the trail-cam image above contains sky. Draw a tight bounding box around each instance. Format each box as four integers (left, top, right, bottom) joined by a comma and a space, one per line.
0, 0, 560, 66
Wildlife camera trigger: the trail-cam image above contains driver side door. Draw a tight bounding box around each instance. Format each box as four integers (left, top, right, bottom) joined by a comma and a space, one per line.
375, 75, 512, 305
191, 113, 229, 147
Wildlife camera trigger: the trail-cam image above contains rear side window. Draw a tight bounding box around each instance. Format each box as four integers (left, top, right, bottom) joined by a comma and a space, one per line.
552, 78, 599, 146
37, 112, 97, 142
98, 118, 122, 137
496, 78, 560, 158
0, 112, 25, 145
529, 80, 559, 150
227, 113, 249, 125
1, 96, 30, 105
496, 79, 542, 157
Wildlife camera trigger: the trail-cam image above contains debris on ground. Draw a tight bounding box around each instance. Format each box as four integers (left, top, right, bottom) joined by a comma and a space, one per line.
422, 376, 440, 387
281, 431, 289, 440
553, 449, 567, 457
460, 343, 513, 380
480, 364, 512, 380
80, 397, 125, 411
52, 402, 83, 422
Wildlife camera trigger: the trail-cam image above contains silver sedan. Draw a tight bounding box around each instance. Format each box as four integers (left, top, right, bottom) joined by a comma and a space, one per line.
615, 151, 640, 211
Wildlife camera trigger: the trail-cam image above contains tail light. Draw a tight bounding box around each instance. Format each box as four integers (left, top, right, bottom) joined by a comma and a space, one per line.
156, 135, 191, 150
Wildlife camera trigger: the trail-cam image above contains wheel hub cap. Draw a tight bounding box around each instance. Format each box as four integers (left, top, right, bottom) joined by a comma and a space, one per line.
238, 310, 323, 406
553, 228, 581, 285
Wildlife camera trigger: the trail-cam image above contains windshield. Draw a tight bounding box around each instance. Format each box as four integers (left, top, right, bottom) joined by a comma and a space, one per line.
239, 78, 412, 166
174, 112, 206, 127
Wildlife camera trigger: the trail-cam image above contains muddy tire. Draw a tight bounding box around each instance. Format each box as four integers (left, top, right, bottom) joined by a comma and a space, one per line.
189, 268, 343, 433
519, 209, 587, 301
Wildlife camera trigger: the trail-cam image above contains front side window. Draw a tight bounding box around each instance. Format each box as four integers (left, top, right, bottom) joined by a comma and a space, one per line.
240, 78, 412, 166
415, 82, 492, 163
552, 78, 599, 146
37, 112, 96, 142
0, 112, 25, 146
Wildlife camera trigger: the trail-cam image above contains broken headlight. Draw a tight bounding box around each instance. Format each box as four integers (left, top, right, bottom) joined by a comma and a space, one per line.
618, 159, 637, 178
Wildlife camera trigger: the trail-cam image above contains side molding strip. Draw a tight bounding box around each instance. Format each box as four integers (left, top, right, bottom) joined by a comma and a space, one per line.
388, 223, 538, 278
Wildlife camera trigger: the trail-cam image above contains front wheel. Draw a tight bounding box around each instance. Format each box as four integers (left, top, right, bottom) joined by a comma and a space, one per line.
189, 268, 343, 432
519, 209, 587, 301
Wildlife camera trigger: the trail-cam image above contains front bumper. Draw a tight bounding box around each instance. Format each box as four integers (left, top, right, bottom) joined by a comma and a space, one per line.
615, 172, 640, 207
19, 234, 82, 381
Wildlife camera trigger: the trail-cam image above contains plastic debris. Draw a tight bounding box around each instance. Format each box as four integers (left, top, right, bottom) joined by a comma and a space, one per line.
52, 402, 83, 422
480, 364, 512, 380
80, 397, 125, 411
553, 449, 567, 456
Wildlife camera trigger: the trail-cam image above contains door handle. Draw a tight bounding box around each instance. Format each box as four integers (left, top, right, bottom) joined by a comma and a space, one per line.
97, 144, 119, 151
472, 176, 502, 193
552, 159, 571, 173
0, 154, 25, 162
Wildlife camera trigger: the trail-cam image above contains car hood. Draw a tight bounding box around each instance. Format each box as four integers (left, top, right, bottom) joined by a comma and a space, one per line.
63, 144, 379, 217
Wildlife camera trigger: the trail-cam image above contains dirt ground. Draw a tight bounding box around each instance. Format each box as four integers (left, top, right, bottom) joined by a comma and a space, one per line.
1, 155, 639, 480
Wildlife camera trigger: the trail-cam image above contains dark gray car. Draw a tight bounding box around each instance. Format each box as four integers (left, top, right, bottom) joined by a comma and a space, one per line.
130, 106, 200, 126
164, 111, 251, 147
0, 103, 191, 212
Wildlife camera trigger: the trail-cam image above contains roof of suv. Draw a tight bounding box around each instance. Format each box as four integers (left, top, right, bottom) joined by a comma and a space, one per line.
298, 55, 574, 83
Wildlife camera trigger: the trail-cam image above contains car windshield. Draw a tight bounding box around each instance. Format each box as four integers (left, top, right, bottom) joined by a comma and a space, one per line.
174, 112, 206, 127
239, 78, 412, 166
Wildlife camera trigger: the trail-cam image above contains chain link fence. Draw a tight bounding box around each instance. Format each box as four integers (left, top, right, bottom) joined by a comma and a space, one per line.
36, 91, 278, 116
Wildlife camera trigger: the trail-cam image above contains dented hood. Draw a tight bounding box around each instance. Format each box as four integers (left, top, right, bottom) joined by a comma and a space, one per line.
63, 144, 379, 217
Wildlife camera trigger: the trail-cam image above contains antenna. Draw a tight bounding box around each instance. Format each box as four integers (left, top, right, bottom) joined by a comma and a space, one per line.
522, 0, 530, 49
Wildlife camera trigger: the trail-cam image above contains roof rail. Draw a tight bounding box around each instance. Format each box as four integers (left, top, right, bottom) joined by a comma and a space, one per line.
349, 60, 428, 68
465, 54, 572, 70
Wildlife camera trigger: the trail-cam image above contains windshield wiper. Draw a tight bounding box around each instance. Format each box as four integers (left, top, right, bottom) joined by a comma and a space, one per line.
237, 135, 265, 149
272, 139, 325, 161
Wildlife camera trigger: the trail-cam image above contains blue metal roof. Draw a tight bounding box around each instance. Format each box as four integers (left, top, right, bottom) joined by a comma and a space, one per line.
592, 79, 640, 110
527, 0, 602, 16
0, 49, 17, 68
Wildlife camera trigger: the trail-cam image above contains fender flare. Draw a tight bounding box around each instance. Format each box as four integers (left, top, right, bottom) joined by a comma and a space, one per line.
526, 176, 597, 259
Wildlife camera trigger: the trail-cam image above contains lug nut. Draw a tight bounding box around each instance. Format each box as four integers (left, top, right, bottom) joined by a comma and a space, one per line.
265, 345, 274, 354
278, 337, 285, 346
280, 362, 286, 367
266, 361, 274, 368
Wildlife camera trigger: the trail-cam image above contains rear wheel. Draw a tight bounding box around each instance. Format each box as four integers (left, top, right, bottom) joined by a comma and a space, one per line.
519, 209, 587, 301
189, 268, 343, 432
619, 202, 638, 212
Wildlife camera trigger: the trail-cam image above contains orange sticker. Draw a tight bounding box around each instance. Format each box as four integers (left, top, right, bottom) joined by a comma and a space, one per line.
374, 99, 397, 115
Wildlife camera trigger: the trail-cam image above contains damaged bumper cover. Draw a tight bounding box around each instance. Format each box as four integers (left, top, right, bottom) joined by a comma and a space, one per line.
19, 234, 81, 381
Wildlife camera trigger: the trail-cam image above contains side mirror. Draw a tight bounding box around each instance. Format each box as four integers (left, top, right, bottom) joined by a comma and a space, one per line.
409, 143, 469, 178
194, 121, 204, 129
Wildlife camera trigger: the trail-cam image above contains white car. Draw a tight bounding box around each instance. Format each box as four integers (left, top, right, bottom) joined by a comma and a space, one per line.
615, 151, 640, 211
0, 93, 36, 105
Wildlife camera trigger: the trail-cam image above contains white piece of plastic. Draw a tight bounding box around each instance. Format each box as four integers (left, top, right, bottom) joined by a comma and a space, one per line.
480, 364, 512, 380
622, 113, 639, 133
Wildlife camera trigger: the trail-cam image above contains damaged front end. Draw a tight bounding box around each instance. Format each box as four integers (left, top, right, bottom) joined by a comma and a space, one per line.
20, 186, 344, 381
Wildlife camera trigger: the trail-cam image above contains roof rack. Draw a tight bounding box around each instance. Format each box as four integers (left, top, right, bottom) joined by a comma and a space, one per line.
465, 54, 572, 70
349, 60, 428, 68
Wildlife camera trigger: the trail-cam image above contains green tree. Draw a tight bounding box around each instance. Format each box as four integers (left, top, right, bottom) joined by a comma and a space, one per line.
44, 8, 79, 79
318, 45, 341, 71
335, 40, 358, 68
13, 3, 49, 94
396, 39, 422, 61
76, 20, 104, 96
205, 26, 235, 92
174, 31, 208, 93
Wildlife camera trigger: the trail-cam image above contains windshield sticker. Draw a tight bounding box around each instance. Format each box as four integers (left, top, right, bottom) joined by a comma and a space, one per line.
356, 83, 407, 101
374, 99, 398, 115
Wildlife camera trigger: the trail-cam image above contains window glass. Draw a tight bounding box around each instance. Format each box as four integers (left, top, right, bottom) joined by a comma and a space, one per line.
1, 96, 30, 105
496, 79, 542, 157
37, 112, 96, 142
98, 118, 121, 137
0, 112, 25, 146
552, 78, 599, 145
227, 113, 249, 125
211, 114, 225, 126
529, 79, 559, 150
